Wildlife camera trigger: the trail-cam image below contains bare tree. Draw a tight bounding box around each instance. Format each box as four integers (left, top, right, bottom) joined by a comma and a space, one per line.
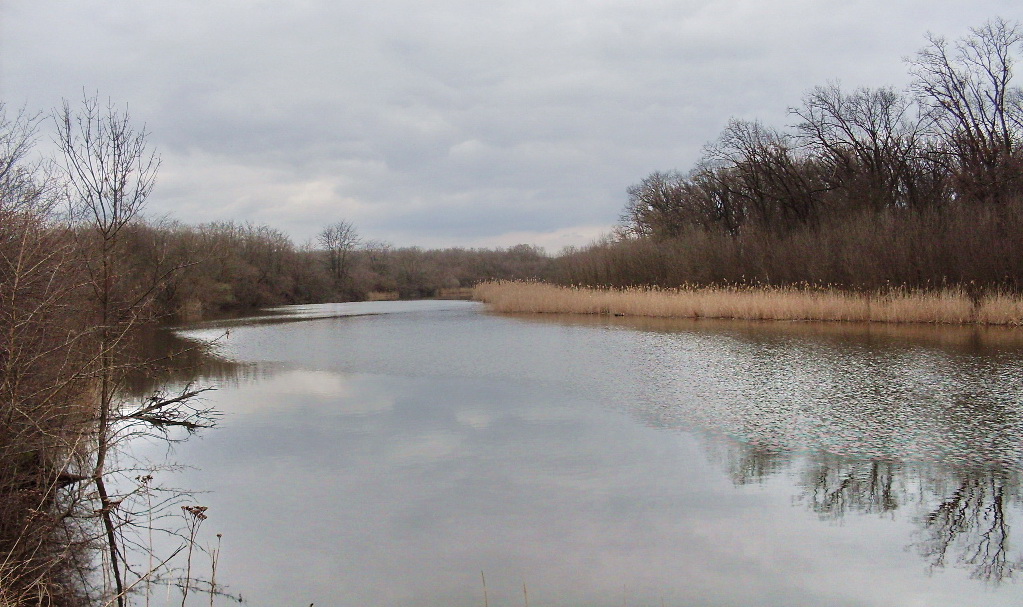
792, 84, 937, 210
908, 18, 1023, 203
705, 119, 829, 230
318, 220, 360, 289
56, 94, 215, 607
55, 93, 160, 606
621, 171, 689, 238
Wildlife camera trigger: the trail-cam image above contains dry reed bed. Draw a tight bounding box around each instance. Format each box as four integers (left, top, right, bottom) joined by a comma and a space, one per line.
473, 281, 1023, 325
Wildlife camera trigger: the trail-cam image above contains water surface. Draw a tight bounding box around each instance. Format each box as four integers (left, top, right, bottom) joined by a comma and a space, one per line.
152, 300, 1023, 606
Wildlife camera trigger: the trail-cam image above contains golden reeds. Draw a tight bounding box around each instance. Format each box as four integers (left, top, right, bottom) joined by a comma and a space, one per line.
473, 281, 1023, 326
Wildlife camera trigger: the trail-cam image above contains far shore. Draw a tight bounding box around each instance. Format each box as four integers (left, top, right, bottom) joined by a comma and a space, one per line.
473, 281, 1023, 326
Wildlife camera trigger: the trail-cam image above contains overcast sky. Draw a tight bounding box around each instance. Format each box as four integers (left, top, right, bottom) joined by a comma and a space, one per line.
0, 1, 1017, 250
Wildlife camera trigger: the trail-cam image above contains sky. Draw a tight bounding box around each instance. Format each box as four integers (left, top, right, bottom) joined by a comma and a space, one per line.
0, 1, 1018, 251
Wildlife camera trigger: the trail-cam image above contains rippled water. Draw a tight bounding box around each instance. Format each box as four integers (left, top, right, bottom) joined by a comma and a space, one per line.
145, 300, 1023, 606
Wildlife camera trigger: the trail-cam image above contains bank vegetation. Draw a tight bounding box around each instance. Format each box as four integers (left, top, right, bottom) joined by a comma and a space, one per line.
474, 281, 1023, 325
485, 19, 1023, 323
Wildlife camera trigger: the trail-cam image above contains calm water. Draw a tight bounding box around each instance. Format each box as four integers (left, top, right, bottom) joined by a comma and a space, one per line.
146, 300, 1023, 606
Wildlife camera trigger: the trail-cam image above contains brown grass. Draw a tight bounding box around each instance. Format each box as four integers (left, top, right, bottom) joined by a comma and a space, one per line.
366, 290, 399, 301
436, 287, 476, 300
473, 281, 1023, 325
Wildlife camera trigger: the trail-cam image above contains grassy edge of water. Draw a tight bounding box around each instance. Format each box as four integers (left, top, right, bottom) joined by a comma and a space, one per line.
473, 281, 1023, 325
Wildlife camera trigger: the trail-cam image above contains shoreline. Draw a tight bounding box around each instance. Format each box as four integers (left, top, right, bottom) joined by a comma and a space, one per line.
473, 281, 1023, 326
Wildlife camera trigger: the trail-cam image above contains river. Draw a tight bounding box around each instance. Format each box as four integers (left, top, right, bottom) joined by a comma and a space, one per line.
143, 299, 1023, 606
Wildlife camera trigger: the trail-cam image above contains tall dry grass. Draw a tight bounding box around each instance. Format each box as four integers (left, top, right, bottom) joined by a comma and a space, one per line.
474, 281, 1023, 325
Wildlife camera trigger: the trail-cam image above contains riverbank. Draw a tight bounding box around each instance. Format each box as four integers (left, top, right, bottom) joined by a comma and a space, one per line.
473, 281, 1023, 325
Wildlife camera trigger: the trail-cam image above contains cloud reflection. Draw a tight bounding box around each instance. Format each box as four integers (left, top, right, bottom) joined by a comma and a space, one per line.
148, 302, 1023, 605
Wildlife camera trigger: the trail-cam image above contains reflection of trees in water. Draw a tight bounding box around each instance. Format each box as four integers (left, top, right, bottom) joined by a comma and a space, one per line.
719, 442, 791, 486
915, 466, 1022, 583
712, 436, 1023, 583
800, 457, 901, 519
646, 323, 1023, 584
122, 323, 263, 395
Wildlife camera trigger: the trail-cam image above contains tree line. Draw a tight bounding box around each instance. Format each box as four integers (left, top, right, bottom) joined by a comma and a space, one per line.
111, 220, 552, 319
2, 206, 553, 324
558, 18, 1023, 292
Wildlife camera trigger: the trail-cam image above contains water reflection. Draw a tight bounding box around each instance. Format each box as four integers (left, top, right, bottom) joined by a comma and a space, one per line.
503, 310, 1023, 587
151, 302, 1023, 605
707, 435, 1023, 584
799, 456, 900, 518
122, 327, 246, 396
917, 465, 1021, 582
717, 442, 792, 487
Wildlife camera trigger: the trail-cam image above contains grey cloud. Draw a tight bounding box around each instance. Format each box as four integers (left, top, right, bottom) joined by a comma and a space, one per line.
3, 0, 1020, 246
